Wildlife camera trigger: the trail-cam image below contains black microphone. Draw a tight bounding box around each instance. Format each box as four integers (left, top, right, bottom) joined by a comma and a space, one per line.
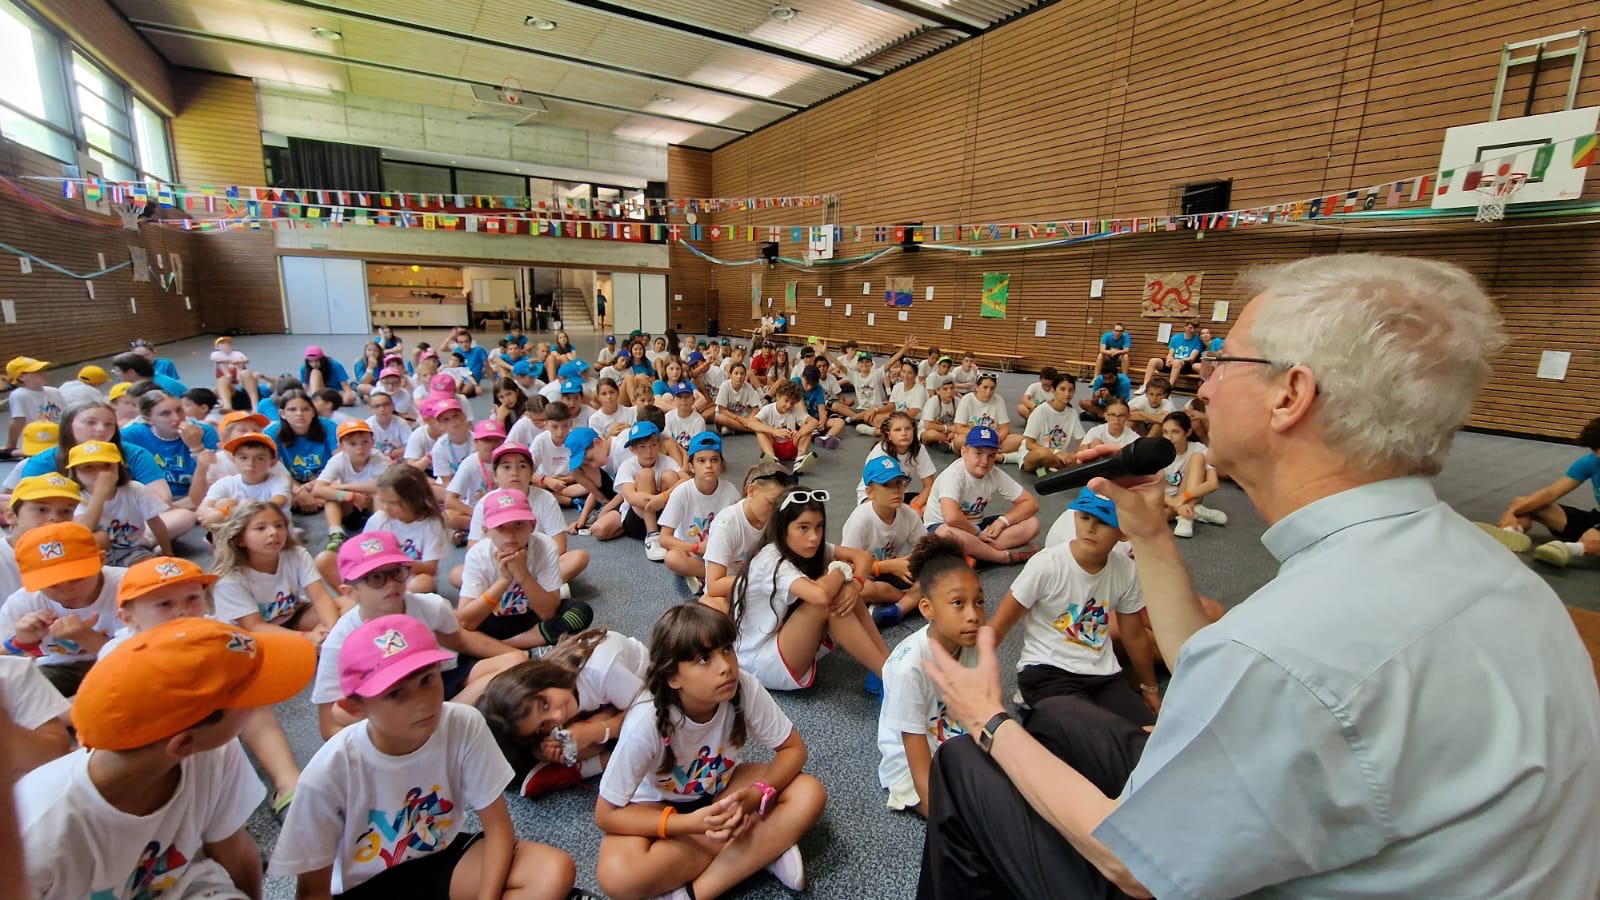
1035, 436, 1176, 495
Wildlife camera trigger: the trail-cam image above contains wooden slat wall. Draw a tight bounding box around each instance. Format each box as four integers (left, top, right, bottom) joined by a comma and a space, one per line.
170, 71, 267, 186
188, 229, 282, 335
24, 0, 176, 114
667, 146, 714, 331
0, 138, 205, 364
674, 0, 1600, 439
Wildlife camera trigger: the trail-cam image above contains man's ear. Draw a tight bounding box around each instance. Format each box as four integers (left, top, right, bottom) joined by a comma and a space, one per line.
1268, 366, 1320, 434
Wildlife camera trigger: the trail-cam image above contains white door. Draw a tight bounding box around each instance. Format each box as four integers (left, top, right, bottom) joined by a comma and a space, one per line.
323, 258, 369, 334
640, 273, 667, 333
611, 272, 641, 336
280, 256, 330, 334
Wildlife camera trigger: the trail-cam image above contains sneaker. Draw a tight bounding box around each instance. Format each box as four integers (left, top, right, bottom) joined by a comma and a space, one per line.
1475, 522, 1532, 553
644, 533, 668, 562
518, 761, 583, 798
766, 843, 806, 891
1533, 541, 1570, 567
325, 529, 347, 553
816, 434, 840, 450
1035, 467, 1049, 478
793, 452, 817, 474
855, 423, 877, 437
559, 582, 572, 600
684, 575, 703, 595
761, 452, 779, 464
1002, 449, 1025, 467
571, 496, 584, 510
719, 425, 731, 436
1173, 516, 1195, 538
864, 672, 883, 700
871, 603, 905, 629
1134, 385, 1147, 395
1192, 505, 1228, 526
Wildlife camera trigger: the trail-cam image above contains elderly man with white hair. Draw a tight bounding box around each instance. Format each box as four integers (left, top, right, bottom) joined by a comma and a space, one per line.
919, 254, 1600, 899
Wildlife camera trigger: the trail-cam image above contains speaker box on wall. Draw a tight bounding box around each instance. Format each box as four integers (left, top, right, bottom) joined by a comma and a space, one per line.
1181, 179, 1233, 216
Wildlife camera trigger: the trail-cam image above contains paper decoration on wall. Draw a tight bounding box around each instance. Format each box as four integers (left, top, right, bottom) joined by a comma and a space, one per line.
97, 252, 106, 270
816, 285, 823, 296
885, 276, 914, 308
1211, 300, 1229, 322
981, 273, 1010, 319
1157, 323, 1172, 342
1090, 278, 1104, 298
863, 282, 872, 295
18, 258, 30, 274
1537, 350, 1571, 381
1143, 273, 1202, 318
943, 315, 953, 330
1, 300, 15, 324
750, 273, 762, 319
86, 281, 94, 299
785, 281, 797, 311
867, 313, 876, 326
170, 252, 183, 294
898, 310, 908, 321
824, 298, 832, 307
129, 247, 150, 282
924, 286, 934, 301
844, 303, 852, 317
1035, 320, 1048, 337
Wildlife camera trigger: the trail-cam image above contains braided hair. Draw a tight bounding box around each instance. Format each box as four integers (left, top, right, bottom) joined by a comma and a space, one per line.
646, 604, 745, 776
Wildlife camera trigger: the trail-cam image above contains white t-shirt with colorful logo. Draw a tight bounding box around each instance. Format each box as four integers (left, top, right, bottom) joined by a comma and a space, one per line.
310, 593, 459, 705
269, 702, 513, 893
212, 547, 323, 626
658, 477, 742, 545
955, 393, 1010, 429
19, 740, 263, 899
598, 669, 792, 806
0, 567, 126, 664
80, 482, 167, 551
8, 385, 66, 424
663, 410, 706, 450
715, 382, 762, 418
1008, 543, 1143, 677
458, 531, 562, 619
878, 624, 978, 790
466, 485, 567, 543
1024, 402, 1086, 452
923, 459, 1024, 527
841, 502, 925, 562
362, 512, 448, 564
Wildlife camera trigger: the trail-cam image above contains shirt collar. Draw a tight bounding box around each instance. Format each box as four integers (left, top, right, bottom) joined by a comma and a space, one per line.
1261, 476, 1438, 563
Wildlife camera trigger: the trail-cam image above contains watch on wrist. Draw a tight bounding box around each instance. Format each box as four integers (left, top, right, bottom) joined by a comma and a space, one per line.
976, 711, 1012, 754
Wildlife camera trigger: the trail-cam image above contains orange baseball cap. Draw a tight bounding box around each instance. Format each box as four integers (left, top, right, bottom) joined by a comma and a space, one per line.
220, 410, 270, 432
14, 522, 102, 592
336, 419, 373, 440
221, 432, 277, 456
117, 557, 220, 607
72, 617, 315, 750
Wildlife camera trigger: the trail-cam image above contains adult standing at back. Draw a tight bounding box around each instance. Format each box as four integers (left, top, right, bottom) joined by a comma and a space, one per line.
919, 254, 1600, 899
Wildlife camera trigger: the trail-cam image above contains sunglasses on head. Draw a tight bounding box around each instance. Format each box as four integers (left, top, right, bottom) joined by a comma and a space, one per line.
358, 565, 410, 589
779, 489, 829, 511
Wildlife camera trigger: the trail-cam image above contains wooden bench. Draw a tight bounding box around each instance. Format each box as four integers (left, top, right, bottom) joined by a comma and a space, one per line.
971, 350, 1024, 372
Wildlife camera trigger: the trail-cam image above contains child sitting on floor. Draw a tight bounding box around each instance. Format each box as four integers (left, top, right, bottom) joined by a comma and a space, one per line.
1082, 397, 1137, 450
589, 377, 637, 439
712, 361, 763, 435
199, 431, 291, 528
211, 501, 341, 642
457, 441, 588, 590
594, 603, 824, 900
701, 462, 793, 606
444, 419, 507, 536
68, 441, 173, 564
925, 426, 1041, 565
856, 411, 936, 508
659, 432, 743, 595
989, 490, 1161, 727
919, 379, 960, 451
754, 380, 819, 474
274, 613, 574, 900
19, 616, 313, 899
312, 419, 389, 550
843, 456, 929, 628
615, 420, 686, 560
477, 627, 648, 798
365, 389, 411, 462
664, 385, 708, 450
877, 535, 984, 817
0, 522, 124, 696
1, 474, 82, 599
457, 489, 595, 651
1128, 376, 1175, 435
316, 465, 448, 594
1016, 366, 1058, 421
1018, 373, 1085, 476
1158, 411, 1228, 538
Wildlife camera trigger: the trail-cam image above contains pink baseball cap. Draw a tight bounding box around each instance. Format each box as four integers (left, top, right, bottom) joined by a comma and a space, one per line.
432, 398, 464, 418
417, 398, 440, 419
338, 614, 454, 698
336, 531, 413, 582
482, 488, 536, 530
490, 441, 532, 465
304, 345, 325, 359
379, 366, 405, 380
472, 419, 506, 441
429, 373, 456, 393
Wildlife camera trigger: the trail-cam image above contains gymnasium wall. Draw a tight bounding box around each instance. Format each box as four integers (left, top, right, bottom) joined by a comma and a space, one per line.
668, 146, 715, 332
682, 0, 1600, 439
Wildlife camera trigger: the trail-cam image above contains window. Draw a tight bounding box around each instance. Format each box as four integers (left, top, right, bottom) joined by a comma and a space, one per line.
131, 98, 171, 181
0, 0, 73, 162
381, 160, 452, 194
73, 52, 135, 180
454, 167, 527, 198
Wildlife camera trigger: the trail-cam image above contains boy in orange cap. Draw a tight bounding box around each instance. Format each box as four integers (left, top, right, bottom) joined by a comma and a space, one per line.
313, 418, 389, 551
16, 616, 314, 899
198, 431, 291, 528
2, 473, 82, 599
0, 522, 124, 696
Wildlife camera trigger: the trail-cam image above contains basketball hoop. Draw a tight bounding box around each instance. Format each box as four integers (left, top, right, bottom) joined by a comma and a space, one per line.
116, 201, 142, 231
1475, 172, 1527, 223
500, 77, 523, 106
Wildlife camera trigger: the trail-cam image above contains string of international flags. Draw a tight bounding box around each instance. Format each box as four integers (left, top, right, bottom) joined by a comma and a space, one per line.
29, 130, 1599, 249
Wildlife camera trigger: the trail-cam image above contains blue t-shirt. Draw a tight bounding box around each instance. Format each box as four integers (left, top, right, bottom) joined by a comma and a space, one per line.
1091, 374, 1133, 403
1101, 331, 1131, 351
791, 378, 827, 418
353, 358, 377, 384
504, 334, 529, 348
653, 379, 693, 397
299, 359, 353, 389
266, 418, 339, 483
151, 374, 188, 397
1168, 333, 1204, 360
460, 346, 489, 382
1564, 454, 1600, 508
1206, 337, 1224, 355
119, 421, 219, 490
631, 363, 655, 378
154, 358, 181, 381
15, 442, 165, 486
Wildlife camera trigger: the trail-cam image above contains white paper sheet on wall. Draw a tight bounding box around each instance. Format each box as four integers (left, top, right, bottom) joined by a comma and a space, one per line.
817, 286, 823, 296
1157, 323, 1172, 342
898, 310, 908, 321
18, 258, 30, 274
925, 286, 935, 301
1537, 350, 1571, 381
1, 300, 15, 324
1090, 278, 1104, 298
1212, 301, 1229, 322
844, 304, 852, 317
184, 296, 191, 310
1035, 320, 1048, 337
943, 315, 953, 330
824, 298, 832, 307
86, 282, 94, 300
863, 282, 872, 295
867, 313, 876, 326
129, 298, 137, 314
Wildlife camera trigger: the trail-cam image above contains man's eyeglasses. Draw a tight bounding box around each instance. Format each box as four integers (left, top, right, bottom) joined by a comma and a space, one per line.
358, 565, 410, 589
779, 489, 830, 510
1201, 353, 1281, 368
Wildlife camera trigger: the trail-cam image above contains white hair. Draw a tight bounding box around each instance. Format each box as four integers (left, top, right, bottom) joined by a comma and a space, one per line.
1242, 254, 1504, 477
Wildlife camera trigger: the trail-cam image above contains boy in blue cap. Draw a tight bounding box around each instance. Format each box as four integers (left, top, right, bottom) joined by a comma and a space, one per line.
843, 456, 929, 628
613, 420, 684, 560
925, 426, 1040, 565
659, 431, 742, 594
989, 490, 1161, 726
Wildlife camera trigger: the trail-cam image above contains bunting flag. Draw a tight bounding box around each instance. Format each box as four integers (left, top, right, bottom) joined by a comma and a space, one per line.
1574, 133, 1598, 168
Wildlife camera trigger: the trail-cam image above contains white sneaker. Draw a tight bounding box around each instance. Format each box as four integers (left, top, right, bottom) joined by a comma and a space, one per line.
1192, 505, 1228, 526
1173, 516, 1195, 538
765, 843, 806, 891
1002, 449, 1025, 467
793, 451, 817, 474
644, 533, 667, 562
855, 423, 877, 436
1534, 541, 1570, 567
684, 575, 703, 595
1133, 385, 1147, 395
559, 582, 572, 600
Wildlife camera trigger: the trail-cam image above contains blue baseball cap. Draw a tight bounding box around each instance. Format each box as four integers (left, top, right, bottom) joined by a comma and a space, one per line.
863, 455, 909, 486
687, 350, 705, 365
512, 360, 535, 377
615, 351, 632, 364
686, 431, 722, 458
625, 421, 660, 446
1068, 491, 1119, 528
564, 427, 602, 472
557, 361, 581, 379
671, 383, 695, 397
605, 335, 616, 344
560, 378, 583, 394
966, 426, 1000, 450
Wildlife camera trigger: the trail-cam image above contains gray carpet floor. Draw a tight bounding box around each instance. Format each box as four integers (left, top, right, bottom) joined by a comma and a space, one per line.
11, 326, 1597, 899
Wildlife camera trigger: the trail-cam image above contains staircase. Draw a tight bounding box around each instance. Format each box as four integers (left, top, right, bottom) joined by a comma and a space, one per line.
553, 286, 595, 333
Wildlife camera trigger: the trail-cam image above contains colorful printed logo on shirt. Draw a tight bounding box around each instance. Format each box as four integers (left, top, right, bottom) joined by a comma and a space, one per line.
151, 451, 196, 486
1051, 596, 1108, 651
288, 452, 325, 482
374, 628, 408, 656
1165, 467, 1186, 488
262, 590, 301, 622
38, 401, 63, 423
400, 539, 421, 560
929, 702, 966, 744
46, 636, 81, 656
107, 517, 143, 549
353, 785, 456, 868
970, 412, 997, 427
111, 839, 188, 899
656, 744, 737, 797
495, 582, 529, 617
959, 495, 989, 519
687, 511, 717, 542
1043, 425, 1072, 449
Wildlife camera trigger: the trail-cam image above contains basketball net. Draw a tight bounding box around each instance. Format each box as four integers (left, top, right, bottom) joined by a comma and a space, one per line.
500, 77, 523, 106
116, 202, 142, 231
1474, 173, 1526, 223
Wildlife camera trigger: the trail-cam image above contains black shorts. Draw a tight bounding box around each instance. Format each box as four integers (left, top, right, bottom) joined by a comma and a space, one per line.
440, 657, 482, 699
1556, 505, 1600, 542
928, 515, 1000, 534
337, 831, 479, 899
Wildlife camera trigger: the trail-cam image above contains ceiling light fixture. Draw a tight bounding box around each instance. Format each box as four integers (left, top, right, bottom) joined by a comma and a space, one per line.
768, 5, 799, 22
309, 26, 342, 41
652, 94, 673, 103
524, 16, 557, 30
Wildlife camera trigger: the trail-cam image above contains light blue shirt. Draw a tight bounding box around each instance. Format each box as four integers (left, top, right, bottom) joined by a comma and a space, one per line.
1096, 477, 1600, 898
1167, 332, 1203, 360
1564, 453, 1600, 508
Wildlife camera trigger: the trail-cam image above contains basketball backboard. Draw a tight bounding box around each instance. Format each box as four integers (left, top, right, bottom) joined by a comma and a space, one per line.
1433, 106, 1598, 209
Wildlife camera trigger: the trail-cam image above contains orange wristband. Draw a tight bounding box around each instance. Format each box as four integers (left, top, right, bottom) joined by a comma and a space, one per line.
657, 806, 676, 839
871, 560, 881, 578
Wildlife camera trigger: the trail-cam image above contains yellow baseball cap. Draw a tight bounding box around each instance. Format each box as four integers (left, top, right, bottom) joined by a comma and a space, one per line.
11, 473, 82, 505
67, 440, 123, 467
78, 365, 110, 385
6, 357, 49, 380
108, 382, 131, 400
20, 421, 58, 456
213, 336, 234, 346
